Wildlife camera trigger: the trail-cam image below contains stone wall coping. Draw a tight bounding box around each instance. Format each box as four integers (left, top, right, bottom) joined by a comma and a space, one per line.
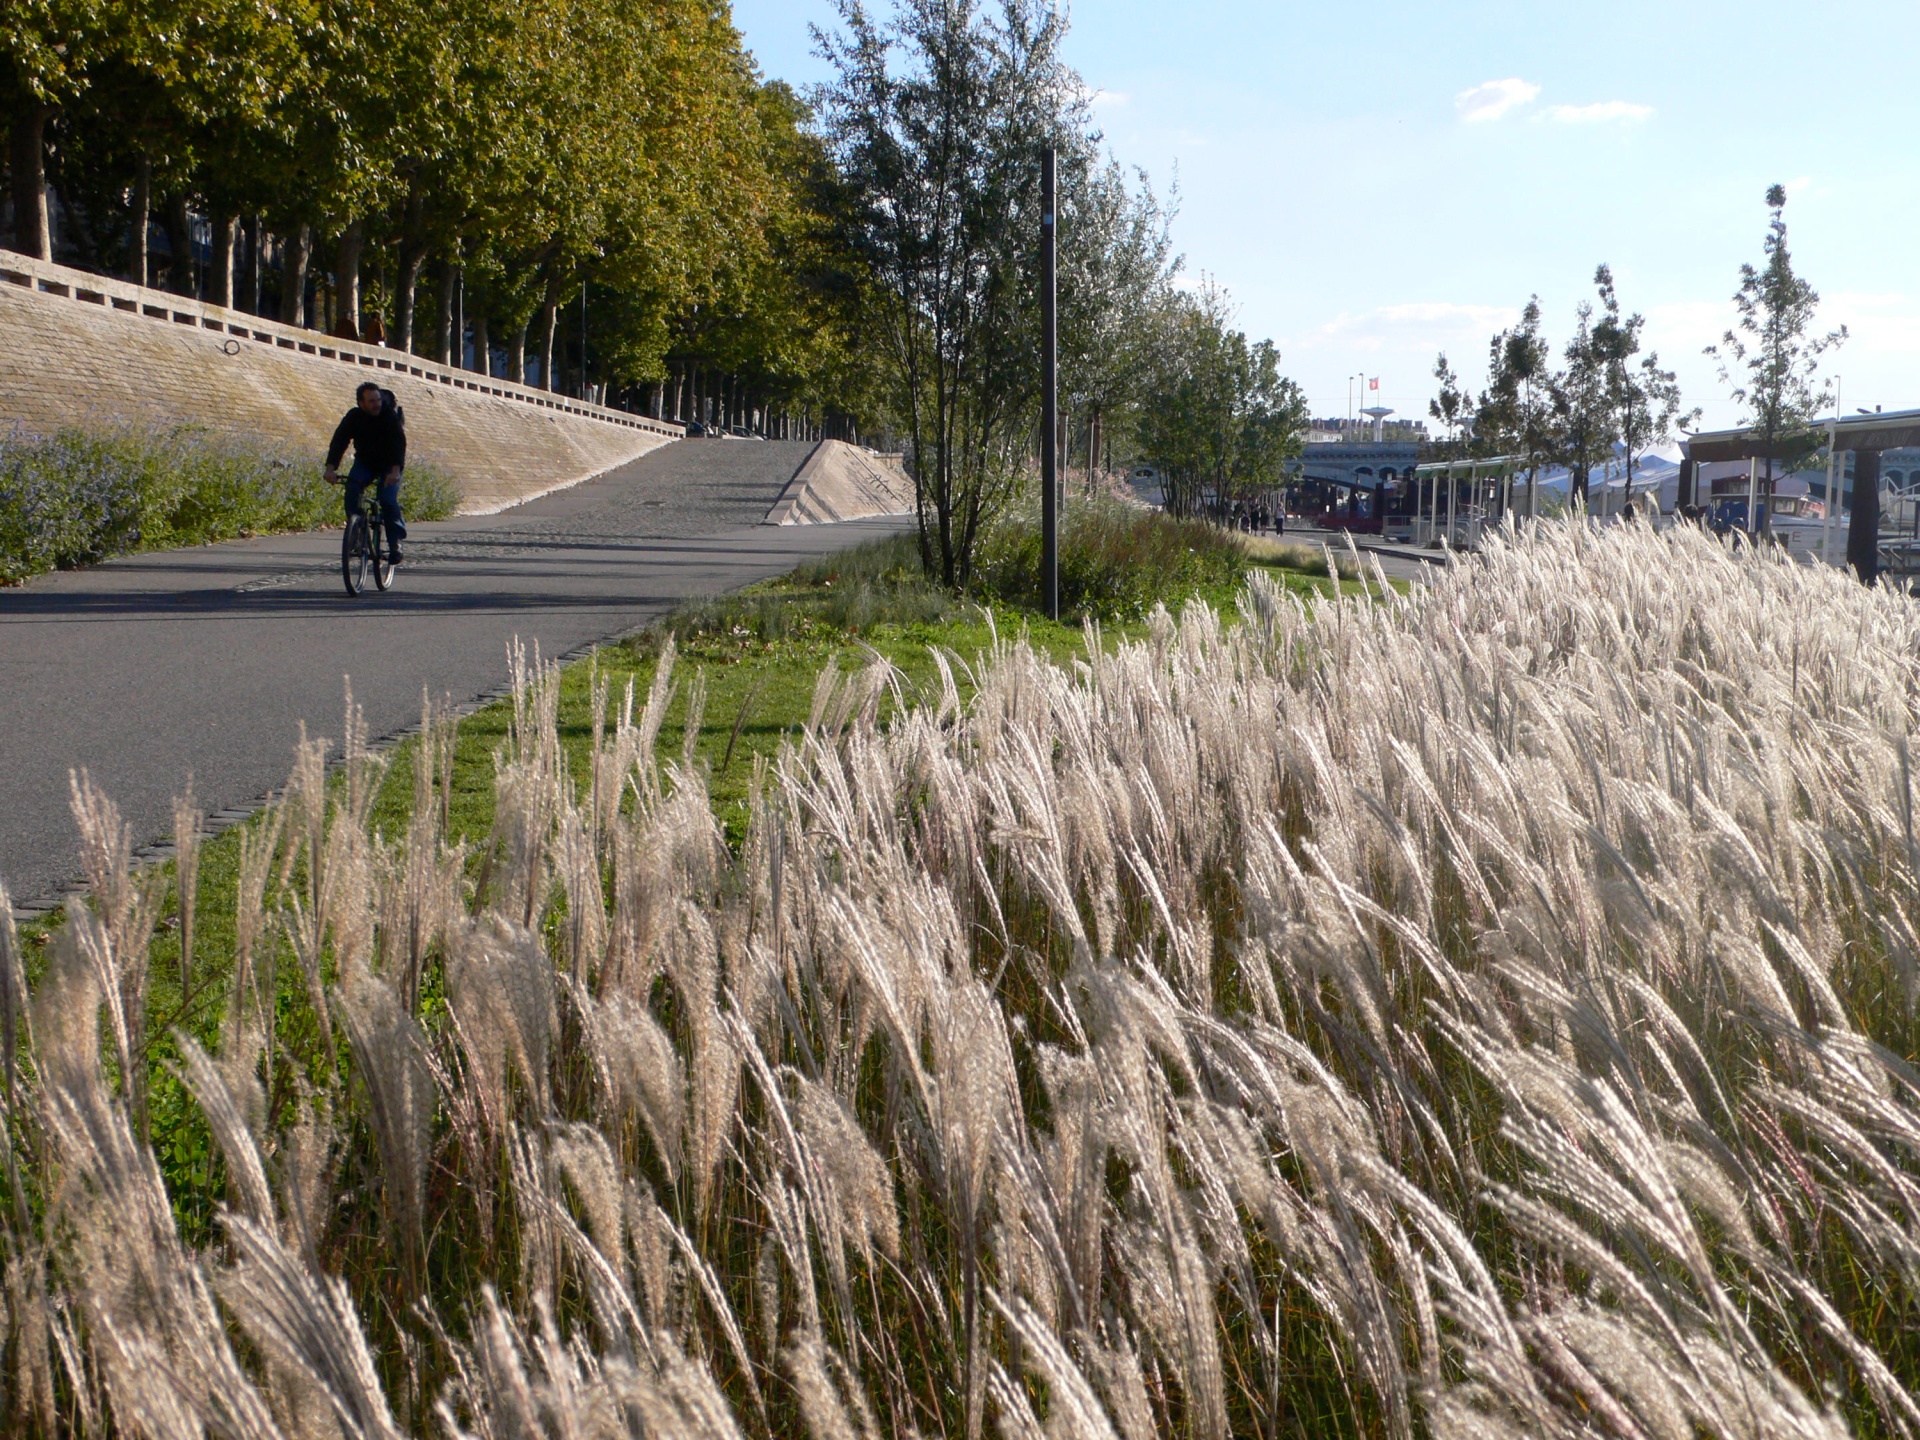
0, 247, 682, 440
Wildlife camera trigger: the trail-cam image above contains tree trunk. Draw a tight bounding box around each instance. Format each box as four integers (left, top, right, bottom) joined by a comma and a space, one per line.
1848, 449, 1881, 585
539, 291, 560, 390
210, 216, 237, 307
130, 158, 151, 285
333, 221, 364, 339
472, 312, 489, 375
246, 218, 264, 313
286, 224, 312, 326
511, 320, 528, 384
435, 263, 456, 363
9, 102, 52, 260
396, 241, 427, 354
163, 194, 195, 294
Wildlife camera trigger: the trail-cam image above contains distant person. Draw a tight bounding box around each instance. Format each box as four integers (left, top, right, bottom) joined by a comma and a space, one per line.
325, 381, 408, 563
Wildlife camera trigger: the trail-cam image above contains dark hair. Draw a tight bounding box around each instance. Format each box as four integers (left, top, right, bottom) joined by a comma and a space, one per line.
356, 381, 381, 401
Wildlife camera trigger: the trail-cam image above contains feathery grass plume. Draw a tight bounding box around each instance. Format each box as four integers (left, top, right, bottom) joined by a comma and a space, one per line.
33, 935, 282, 1440
171, 782, 203, 996
384, 691, 464, 1014
336, 975, 432, 1280
229, 805, 283, 1049
0, 878, 27, 1120
446, 914, 557, 1135
572, 985, 685, 1182
24, 518, 1920, 1436
66, 769, 163, 1113
219, 1214, 402, 1440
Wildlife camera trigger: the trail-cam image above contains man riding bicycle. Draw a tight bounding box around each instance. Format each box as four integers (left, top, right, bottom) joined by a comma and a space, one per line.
325, 381, 408, 563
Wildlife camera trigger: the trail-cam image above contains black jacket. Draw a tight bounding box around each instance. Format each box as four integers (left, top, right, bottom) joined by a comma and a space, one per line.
326, 399, 407, 475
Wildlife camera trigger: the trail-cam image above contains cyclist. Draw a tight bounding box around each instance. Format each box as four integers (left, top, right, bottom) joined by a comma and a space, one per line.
324, 381, 408, 563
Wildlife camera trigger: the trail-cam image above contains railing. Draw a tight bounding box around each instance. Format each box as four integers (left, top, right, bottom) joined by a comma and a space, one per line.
0, 248, 682, 439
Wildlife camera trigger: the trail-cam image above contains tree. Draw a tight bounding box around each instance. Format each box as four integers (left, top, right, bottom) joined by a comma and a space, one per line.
1058, 156, 1176, 488
1473, 298, 1552, 485
1591, 264, 1691, 515
1137, 281, 1305, 518
817, 0, 1086, 588
1, 0, 101, 258
1705, 183, 1845, 527
1551, 300, 1613, 511
1428, 351, 1472, 452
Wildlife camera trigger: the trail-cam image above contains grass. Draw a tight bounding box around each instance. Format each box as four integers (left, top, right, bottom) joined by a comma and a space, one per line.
0, 421, 460, 583
4, 509, 1584, 1440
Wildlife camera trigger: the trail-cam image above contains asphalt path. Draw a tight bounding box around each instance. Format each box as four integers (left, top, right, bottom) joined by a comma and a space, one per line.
0, 438, 910, 910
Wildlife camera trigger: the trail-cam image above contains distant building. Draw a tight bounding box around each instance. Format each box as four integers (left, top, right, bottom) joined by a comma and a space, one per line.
1291, 425, 1424, 493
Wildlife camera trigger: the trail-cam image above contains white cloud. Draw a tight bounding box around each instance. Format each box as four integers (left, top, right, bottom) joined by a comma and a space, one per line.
1089, 89, 1130, 109
1455, 78, 1539, 123
1785, 175, 1813, 193
1545, 100, 1653, 124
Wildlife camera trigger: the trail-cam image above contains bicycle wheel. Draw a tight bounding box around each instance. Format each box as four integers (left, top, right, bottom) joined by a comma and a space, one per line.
371, 518, 394, 591
342, 514, 368, 595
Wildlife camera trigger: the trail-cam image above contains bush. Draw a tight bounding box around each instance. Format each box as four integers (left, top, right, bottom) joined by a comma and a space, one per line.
973, 497, 1250, 618
0, 423, 460, 583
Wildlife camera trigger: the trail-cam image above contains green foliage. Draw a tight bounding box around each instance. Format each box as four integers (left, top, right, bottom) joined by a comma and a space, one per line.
817, 0, 1188, 587
1706, 183, 1848, 477
1135, 279, 1308, 518
973, 496, 1251, 619
0, 422, 456, 582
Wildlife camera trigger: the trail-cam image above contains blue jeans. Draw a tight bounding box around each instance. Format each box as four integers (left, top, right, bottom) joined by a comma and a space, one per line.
344, 462, 406, 547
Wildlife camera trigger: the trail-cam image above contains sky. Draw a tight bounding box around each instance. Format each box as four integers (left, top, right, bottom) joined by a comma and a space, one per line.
729, 0, 1920, 438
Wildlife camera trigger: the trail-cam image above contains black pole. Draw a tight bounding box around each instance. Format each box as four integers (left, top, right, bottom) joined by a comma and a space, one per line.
1041, 148, 1059, 621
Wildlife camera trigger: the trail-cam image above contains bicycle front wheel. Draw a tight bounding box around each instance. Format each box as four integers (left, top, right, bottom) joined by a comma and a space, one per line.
342, 515, 368, 595
371, 520, 394, 591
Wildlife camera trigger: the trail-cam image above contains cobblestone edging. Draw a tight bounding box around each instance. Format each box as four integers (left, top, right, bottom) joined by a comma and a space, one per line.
0, 249, 680, 440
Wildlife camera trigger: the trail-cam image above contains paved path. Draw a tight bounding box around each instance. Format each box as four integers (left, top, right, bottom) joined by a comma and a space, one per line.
0, 438, 907, 910
1282, 526, 1443, 584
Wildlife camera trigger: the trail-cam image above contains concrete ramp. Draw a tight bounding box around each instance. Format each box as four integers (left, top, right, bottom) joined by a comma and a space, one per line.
764, 440, 915, 524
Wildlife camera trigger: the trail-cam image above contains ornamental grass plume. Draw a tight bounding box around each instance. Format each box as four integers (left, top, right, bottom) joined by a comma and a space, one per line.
13, 519, 1920, 1437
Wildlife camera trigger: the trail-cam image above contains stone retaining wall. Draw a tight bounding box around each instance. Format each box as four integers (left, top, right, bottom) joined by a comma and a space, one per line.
0, 249, 680, 513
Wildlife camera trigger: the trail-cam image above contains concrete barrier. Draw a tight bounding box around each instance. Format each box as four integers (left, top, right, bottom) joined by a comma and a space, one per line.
0, 249, 680, 513
764, 440, 915, 524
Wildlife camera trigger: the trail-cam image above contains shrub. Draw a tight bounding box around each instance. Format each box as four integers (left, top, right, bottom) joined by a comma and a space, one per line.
652, 532, 966, 644
0, 423, 460, 583
973, 497, 1250, 618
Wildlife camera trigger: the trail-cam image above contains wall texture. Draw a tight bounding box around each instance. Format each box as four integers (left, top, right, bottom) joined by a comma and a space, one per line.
0, 250, 680, 513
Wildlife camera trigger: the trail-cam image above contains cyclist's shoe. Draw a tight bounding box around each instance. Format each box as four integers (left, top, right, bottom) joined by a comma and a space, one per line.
388, 545, 405, 565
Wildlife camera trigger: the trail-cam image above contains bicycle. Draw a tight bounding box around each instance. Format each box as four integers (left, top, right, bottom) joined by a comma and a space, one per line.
339, 478, 395, 595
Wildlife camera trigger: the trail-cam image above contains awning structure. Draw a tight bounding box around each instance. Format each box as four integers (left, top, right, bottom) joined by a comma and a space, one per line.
1684, 408, 1920, 462
1411, 454, 1528, 480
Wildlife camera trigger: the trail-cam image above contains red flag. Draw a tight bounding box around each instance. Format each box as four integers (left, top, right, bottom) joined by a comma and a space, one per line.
1369, 377, 1379, 390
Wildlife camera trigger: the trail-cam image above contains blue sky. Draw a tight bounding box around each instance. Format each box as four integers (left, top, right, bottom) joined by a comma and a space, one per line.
730, 0, 1920, 437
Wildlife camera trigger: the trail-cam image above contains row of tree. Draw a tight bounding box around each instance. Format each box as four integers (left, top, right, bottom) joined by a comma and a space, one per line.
1427, 265, 1691, 512
1429, 186, 1847, 515
6, 0, 1319, 580
2, 0, 863, 412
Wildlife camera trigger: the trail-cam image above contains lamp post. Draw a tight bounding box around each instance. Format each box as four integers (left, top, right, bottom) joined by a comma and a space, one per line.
1041, 148, 1059, 622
